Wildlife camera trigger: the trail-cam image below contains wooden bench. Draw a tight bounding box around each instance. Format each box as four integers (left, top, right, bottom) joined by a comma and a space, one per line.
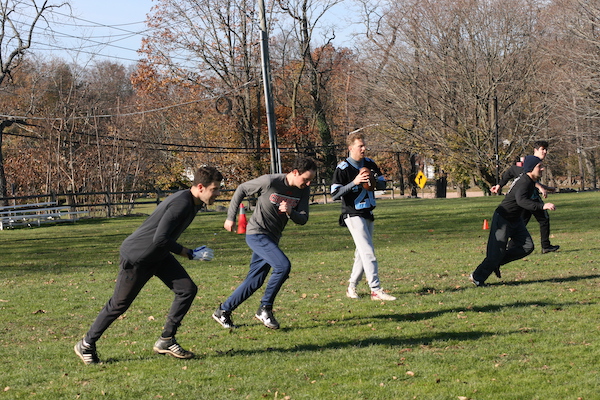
0, 201, 88, 230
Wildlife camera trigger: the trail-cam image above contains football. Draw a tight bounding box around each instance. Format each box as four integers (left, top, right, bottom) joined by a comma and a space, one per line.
360, 167, 376, 191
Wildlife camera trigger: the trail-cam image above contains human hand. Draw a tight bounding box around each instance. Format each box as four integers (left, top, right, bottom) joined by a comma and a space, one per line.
490, 185, 500, 194
543, 203, 556, 211
224, 219, 235, 232
353, 168, 372, 187
279, 200, 291, 215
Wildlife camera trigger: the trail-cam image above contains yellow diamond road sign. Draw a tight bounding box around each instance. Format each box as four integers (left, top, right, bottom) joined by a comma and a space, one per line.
415, 171, 426, 189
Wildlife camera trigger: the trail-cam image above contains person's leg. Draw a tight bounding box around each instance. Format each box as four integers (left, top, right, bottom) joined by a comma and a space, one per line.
502, 220, 534, 265
472, 212, 509, 284
84, 259, 152, 344
533, 208, 552, 249
154, 255, 197, 338
253, 236, 291, 307
220, 235, 274, 311
345, 216, 380, 290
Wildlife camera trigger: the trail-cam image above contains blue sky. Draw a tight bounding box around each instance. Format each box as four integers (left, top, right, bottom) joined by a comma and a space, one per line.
35, 0, 358, 65
34, 0, 154, 64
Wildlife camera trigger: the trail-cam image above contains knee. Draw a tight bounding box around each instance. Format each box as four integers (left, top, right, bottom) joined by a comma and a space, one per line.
524, 241, 535, 256
275, 260, 291, 277
178, 280, 198, 298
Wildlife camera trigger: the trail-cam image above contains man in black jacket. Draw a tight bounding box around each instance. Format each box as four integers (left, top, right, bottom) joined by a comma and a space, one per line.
491, 140, 559, 254
75, 166, 223, 364
470, 156, 556, 286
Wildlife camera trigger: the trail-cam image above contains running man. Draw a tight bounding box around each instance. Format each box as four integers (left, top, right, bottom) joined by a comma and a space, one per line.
212, 157, 317, 330
75, 166, 223, 364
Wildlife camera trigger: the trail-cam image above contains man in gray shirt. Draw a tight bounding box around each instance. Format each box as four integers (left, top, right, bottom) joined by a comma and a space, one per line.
213, 157, 317, 330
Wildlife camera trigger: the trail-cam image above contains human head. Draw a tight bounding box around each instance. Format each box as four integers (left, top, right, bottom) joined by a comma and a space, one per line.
192, 166, 223, 205
522, 155, 541, 174
347, 132, 366, 161
287, 157, 317, 189
533, 140, 549, 160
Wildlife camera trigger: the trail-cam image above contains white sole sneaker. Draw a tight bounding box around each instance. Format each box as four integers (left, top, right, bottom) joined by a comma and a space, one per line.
371, 289, 397, 301
346, 287, 359, 299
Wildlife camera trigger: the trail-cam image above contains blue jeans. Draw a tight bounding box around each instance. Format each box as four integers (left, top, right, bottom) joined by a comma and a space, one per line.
472, 211, 534, 283
221, 234, 291, 311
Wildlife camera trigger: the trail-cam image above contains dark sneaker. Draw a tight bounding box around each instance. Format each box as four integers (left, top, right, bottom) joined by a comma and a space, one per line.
212, 306, 237, 329
469, 274, 486, 287
74, 339, 100, 365
255, 305, 280, 329
493, 267, 502, 278
542, 245, 560, 254
153, 337, 194, 359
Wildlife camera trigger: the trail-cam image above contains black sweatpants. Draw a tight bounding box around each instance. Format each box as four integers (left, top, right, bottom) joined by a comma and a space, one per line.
84, 255, 197, 344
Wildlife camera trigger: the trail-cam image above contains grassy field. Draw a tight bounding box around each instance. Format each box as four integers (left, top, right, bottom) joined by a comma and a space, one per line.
0, 191, 598, 400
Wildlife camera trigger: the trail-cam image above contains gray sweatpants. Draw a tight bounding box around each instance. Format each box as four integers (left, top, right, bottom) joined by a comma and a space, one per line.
345, 215, 381, 290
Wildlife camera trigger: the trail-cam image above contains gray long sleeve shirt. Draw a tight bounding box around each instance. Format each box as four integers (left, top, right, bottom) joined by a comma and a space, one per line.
226, 174, 310, 242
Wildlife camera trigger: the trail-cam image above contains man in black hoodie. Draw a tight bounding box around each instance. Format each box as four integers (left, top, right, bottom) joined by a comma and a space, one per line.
470, 156, 556, 286
75, 166, 223, 364
491, 140, 559, 254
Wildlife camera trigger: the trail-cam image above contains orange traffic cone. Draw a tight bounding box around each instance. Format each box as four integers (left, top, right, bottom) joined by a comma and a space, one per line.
237, 203, 247, 234
483, 219, 489, 230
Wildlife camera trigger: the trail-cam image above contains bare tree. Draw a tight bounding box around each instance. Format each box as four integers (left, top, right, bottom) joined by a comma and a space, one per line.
545, 0, 600, 189
0, 0, 67, 202
141, 0, 265, 172
275, 0, 344, 175
355, 0, 554, 193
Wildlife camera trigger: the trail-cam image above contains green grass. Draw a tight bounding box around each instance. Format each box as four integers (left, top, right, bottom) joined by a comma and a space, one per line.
1, 192, 599, 399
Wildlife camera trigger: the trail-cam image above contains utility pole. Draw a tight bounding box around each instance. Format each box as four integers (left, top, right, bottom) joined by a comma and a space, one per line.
494, 96, 499, 185
257, 0, 280, 174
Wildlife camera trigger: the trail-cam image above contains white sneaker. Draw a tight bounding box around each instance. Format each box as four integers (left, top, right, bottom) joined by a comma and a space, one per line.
346, 286, 359, 299
371, 288, 396, 301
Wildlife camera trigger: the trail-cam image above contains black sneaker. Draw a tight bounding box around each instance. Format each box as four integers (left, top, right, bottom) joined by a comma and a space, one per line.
255, 305, 280, 329
542, 245, 560, 254
153, 337, 194, 359
74, 339, 100, 365
469, 274, 487, 287
212, 306, 237, 329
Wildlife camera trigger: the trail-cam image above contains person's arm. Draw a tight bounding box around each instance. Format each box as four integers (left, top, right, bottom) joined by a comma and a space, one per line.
224, 175, 270, 230
514, 179, 545, 213
153, 198, 192, 255
331, 164, 364, 201
284, 190, 310, 225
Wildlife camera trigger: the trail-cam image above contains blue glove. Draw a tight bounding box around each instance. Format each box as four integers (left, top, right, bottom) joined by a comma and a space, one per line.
191, 246, 214, 261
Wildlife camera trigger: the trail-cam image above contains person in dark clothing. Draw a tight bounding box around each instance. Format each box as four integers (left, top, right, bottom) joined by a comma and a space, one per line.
470, 156, 556, 286
74, 166, 223, 365
212, 157, 317, 330
491, 141, 559, 254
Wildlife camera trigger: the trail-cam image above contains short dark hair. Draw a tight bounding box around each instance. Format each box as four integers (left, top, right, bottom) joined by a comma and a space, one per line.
534, 140, 549, 150
193, 166, 223, 187
291, 157, 317, 174
347, 132, 365, 147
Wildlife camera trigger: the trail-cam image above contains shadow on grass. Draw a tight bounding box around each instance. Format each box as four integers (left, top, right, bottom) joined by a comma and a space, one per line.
437, 273, 600, 293
484, 273, 600, 287
207, 330, 498, 359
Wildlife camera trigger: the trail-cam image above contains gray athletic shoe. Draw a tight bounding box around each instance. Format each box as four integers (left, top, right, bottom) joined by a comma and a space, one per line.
153, 337, 194, 359
212, 306, 238, 329
74, 339, 100, 365
255, 305, 280, 329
